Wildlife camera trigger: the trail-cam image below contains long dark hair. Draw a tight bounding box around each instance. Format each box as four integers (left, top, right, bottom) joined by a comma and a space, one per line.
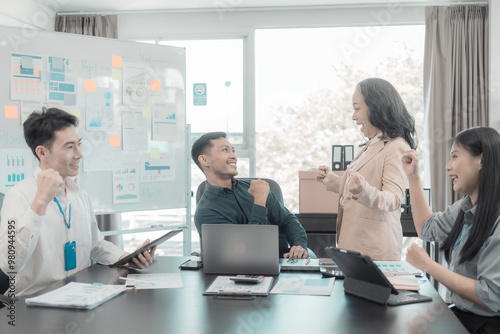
440, 127, 500, 264
356, 78, 417, 149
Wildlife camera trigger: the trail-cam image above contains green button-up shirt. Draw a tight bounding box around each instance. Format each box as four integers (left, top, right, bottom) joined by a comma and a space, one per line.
194, 179, 308, 252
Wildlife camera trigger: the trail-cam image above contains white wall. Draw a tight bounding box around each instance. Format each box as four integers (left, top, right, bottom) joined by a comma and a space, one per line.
0, 0, 56, 30
489, 0, 500, 132
117, 6, 425, 40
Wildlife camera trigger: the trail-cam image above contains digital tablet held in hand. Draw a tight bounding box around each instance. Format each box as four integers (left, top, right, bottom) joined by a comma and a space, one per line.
109, 229, 183, 268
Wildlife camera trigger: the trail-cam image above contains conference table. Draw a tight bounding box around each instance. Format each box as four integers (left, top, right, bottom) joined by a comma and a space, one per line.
1, 256, 468, 334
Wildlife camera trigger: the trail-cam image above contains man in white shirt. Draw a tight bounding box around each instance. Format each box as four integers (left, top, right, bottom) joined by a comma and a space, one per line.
0, 108, 155, 296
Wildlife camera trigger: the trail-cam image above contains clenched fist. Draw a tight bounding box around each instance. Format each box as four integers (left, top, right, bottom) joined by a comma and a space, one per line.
248, 179, 270, 207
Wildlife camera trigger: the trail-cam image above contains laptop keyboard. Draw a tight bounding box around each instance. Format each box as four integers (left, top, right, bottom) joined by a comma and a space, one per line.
386, 293, 431, 306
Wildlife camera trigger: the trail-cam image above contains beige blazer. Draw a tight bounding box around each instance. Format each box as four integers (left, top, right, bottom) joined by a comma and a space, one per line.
326, 137, 409, 260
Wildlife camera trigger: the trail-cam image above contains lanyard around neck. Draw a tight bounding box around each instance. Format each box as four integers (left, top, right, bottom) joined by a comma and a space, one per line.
454, 224, 472, 249
54, 197, 71, 229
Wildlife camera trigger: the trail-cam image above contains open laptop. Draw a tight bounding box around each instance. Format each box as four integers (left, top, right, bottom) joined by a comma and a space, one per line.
201, 224, 280, 275
325, 247, 432, 306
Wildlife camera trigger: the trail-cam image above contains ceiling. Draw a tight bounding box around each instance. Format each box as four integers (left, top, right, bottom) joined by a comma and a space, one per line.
46, 0, 485, 14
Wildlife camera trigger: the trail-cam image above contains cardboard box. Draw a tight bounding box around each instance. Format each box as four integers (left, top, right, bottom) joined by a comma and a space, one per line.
299, 170, 343, 213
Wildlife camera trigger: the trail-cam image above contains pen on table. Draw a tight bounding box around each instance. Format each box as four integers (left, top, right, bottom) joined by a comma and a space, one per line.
119, 276, 146, 287
119, 276, 147, 283
306, 258, 311, 265
178, 259, 191, 268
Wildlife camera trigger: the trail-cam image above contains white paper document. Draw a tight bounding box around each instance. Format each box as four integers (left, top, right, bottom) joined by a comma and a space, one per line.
374, 261, 422, 276
125, 273, 183, 290
270, 277, 334, 296
25, 282, 126, 310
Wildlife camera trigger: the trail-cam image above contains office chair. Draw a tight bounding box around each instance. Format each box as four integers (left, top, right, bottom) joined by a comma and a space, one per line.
196, 178, 314, 258
0, 192, 10, 295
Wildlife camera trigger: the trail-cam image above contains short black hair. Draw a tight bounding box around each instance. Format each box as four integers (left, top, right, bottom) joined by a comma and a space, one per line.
24, 107, 79, 161
191, 132, 227, 172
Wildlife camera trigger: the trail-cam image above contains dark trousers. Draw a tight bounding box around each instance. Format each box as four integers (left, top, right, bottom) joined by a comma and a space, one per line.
452, 307, 500, 334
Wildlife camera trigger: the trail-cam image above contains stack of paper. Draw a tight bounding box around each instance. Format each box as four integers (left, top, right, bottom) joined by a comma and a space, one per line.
386, 275, 420, 291
25, 282, 126, 310
279, 258, 320, 271
374, 261, 422, 276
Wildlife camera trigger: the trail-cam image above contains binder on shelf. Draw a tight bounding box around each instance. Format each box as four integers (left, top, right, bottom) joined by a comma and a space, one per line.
402, 188, 431, 216
343, 145, 354, 169
332, 145, 343, 171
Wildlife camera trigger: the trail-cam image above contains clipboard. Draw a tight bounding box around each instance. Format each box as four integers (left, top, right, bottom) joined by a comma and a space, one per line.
204, 276, 274, 299
109, 229, 183, 268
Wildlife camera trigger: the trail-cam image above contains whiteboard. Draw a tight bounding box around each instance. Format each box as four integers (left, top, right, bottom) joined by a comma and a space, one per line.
0, 26, 186, 214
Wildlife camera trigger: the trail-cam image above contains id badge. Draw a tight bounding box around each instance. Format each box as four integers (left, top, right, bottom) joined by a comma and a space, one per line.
64, 241, 77, 271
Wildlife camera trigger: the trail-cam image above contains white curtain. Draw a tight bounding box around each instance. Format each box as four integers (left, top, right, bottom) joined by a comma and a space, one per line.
424, 5, 488, 212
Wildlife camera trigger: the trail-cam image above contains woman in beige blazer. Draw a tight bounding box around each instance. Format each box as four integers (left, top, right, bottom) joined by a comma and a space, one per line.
316, 78, 417, 260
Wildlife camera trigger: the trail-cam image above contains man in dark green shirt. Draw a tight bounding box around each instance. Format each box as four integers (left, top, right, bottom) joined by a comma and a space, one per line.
192, 132, 309, 259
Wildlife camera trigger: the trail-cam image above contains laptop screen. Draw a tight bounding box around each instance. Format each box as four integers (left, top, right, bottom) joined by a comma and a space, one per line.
201, 224, 280, 275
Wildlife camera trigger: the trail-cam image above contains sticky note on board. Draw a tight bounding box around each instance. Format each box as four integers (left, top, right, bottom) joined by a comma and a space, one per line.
151, 80, 161, 91
68, 58, 79, 71
112, 55, 122, 68
52, 57, 64, 70
69, 109, 81, 120
109, 135, 121, 147
64, 93, 76, 106
112, 68, 122, 81
150, 148, 160, 159
21, 56, 33, 69
5, 106, 19, 119
142, 106, 151, 117
84, 80, 96, 92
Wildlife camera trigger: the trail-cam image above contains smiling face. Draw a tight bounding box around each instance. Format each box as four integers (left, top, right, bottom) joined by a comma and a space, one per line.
38, 125, 83, 178
200, 137, 238, 183
446, 142, 482, 204
352, 89, 380, 138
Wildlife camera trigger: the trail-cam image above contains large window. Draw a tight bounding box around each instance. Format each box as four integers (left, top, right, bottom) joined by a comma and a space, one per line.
255, 26, 426, 258
160, 39, 244, 135
256, 25, 425, 211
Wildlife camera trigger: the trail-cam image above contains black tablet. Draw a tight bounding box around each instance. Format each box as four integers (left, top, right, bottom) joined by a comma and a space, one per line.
325, 247, 432, 306
325, 246, 398, 294
110, 229, 183, 268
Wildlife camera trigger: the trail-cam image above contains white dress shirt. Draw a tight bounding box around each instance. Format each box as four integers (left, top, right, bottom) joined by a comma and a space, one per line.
0, 167, 125, 296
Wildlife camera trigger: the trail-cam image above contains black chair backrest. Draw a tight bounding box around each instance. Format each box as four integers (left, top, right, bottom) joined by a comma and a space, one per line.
196, 178, 284, 205
195, 178, 290, 256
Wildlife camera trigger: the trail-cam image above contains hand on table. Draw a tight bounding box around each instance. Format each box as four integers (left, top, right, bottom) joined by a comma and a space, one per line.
283, 245, 309, 259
